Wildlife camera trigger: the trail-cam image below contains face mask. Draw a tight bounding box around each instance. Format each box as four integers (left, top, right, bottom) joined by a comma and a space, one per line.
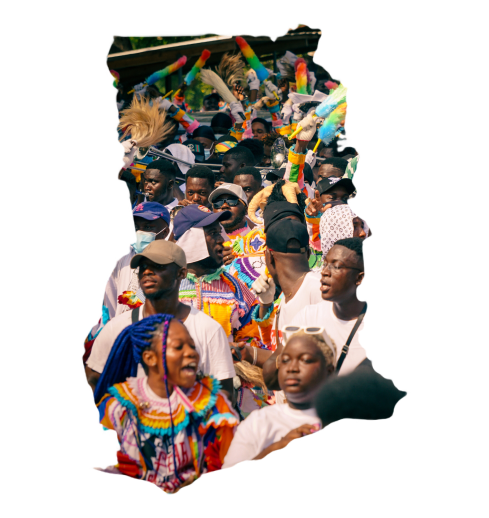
131, 228, 166, 253
204, 149, 211, 160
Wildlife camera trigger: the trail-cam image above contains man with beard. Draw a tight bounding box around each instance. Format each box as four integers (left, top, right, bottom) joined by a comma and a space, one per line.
85, 240, 236, 399
174, 204, 275, 416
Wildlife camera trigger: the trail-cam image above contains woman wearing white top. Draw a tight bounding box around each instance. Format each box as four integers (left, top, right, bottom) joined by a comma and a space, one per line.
223, 328, 336, 468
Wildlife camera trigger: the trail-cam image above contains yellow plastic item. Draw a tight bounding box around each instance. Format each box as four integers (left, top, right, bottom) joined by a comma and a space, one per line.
288, 125, 303, 140
313, 139, 321, 153
128, 82, 148, 94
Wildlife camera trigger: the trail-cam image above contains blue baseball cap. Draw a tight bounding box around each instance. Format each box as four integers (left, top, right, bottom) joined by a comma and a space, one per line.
173, 204, 231, 241
132, 202, 171, 225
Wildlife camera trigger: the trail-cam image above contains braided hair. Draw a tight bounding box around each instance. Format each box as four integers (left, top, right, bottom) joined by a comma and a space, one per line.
94, 313, 185, 484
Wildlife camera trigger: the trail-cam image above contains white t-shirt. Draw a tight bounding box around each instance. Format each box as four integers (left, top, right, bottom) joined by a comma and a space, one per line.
87, 304, 236, 381
291, 300, 367, 376
99, 248, 138, 325
222, 404, 320, 469
270, 271, 323, 404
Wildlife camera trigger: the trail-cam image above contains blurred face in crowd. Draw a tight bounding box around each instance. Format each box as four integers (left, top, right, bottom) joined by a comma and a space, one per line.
320, 244, 364, 303
203, 96, 219, 111
185, 177, 214, 207
212, 193, 247, 231
220, 155, 242, 183
352, 217, 367, 239
133, 216, 169, 240
233, 173, 263, 204
278, 335, 332, 405
194, 136, 214, 150
319, 147, 334, 158
319, 185, 350, 207
317, 164, 344, 182
261, 144, 272, 167
143, 169, 174, 204
252, 121, 267, 140
203, 221, 225, 268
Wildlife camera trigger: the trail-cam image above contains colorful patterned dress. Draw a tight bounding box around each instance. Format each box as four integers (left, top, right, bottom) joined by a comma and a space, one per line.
97, 375, 238, 493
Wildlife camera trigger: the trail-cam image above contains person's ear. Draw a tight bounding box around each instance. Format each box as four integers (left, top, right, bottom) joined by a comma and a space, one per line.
142, 349, 158, 370
326, 364, 335, 374
168, 178, 174, 189
177, 267, 187, 281
356, 271, 365, 286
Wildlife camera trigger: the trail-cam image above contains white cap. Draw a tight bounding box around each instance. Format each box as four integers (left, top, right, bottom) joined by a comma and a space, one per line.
208, 183, 248, 206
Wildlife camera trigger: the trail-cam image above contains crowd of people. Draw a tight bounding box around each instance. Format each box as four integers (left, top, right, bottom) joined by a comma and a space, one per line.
84, 39, 405, 493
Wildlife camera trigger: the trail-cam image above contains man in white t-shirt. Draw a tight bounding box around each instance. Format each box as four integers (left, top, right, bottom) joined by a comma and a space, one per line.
85, 240, 235, 399
291, 237, 368, 376
104, 202, 171, 320
232, 219, 323, 391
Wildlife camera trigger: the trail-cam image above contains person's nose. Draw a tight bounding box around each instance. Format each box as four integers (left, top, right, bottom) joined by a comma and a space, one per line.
192, 193, 201, 202
183, 343, 199, 359
286, 359, 300, 373
322, 264, 332, 278
219, 165, 225, 173
358, 227, 366, 238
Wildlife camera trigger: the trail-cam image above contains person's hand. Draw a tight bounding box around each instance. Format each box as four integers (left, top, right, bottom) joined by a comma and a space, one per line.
229, 101, 246, 123
264, 80, 282, 101
280, 424, 320, 447
252, 271, 276, 305
230, 341, 248, 363
232, 82, 246, 101
247, 69, 260, 91
122, 139, 138, 169
159, 98, 173, 111
305, 191, 331, 217
179, 199, 191, 206
222, 244, 235, 266
252, 96, 271, 111
295, 113, 317, 142
214, 180, 225, 187
133, 82, 146, 92
281, 102, 293, 124
292, 104, 304, 122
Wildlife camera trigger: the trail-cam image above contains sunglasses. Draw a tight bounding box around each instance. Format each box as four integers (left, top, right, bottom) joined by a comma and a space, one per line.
212, 197, 244, 209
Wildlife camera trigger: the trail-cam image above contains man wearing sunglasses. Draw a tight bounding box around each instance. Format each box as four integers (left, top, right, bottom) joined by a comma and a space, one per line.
209, 183, 251, 235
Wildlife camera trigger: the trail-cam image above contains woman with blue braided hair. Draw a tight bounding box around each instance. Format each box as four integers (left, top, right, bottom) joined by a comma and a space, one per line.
96, 313, 239, 493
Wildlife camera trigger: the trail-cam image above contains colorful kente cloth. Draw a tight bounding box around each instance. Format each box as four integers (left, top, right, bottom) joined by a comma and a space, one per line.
225, 225, 267, 290
98, 375, 238, 493
179, 267, 271, 346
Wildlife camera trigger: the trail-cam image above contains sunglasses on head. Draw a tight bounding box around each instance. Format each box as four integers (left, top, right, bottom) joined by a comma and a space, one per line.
212, 197, 243, 209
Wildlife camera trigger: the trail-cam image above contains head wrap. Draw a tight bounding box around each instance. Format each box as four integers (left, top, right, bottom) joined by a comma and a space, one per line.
319, 204, 369, 256
163, 144, 196, 176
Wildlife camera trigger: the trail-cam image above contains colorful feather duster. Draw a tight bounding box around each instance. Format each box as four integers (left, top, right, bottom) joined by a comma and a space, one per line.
315, 84, 347, 119
118, 96, 174, 148
215, 52, 246, 88
185, 49, 211, 85
235, 36, 269, 83
110, 70, 120, 88
145, 56, 187, 86
318, 102, 348, 145
200, 68, 238, 105
295, 59, 309, 94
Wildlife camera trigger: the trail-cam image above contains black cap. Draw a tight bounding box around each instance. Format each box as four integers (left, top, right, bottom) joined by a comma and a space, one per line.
192, 125, 216, 142
265, 168, 286, 182
211, 112, 233, 131
266, 218, 309, 253
263, 200, 305, 233
317, 176, 355, 196
183, 139, 206, 162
